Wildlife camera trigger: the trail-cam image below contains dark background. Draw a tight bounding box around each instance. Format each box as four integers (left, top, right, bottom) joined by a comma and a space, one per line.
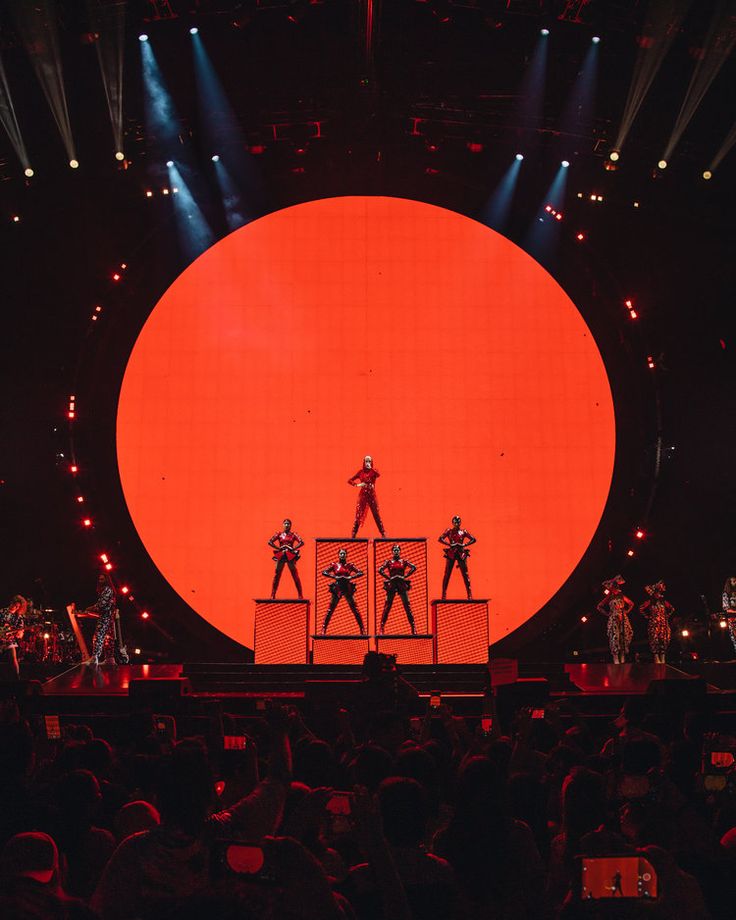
0, 0, 734, 661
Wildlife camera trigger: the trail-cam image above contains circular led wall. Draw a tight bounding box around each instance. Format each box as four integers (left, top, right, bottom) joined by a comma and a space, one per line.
117, 196, 616, 649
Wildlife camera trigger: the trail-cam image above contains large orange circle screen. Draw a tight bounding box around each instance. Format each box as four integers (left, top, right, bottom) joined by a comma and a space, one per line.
117, 196, 616, 649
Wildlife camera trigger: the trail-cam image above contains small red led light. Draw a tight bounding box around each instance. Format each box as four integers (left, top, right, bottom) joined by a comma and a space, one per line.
635, 529, 645, 539
576, 232, 585, 240
68, 411, 75, 419
121, 586, 129, 594
100, 553, 109, 563
112, 273, 121, 281
76, 496, 84, 503
83, 518, 92, 527
555, 213, 562, 220
627, 549, 634, 557
467, 142, 484, 154
70, 465, 78, 473
105, 563, 112, 571
249, 145, 265, 155
580, 615, 588, 623
141, 611, 150, 619
629, 310, 638, 319
625, 299, 633, 308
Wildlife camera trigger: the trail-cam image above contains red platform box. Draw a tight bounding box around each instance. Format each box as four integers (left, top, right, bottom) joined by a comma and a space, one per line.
314, 539, 369, 637
432, 599, 489, 664
254, 599, 310, 664
373, 538, 428, 635
375, 635, 434, 665
311, 635, 371, 665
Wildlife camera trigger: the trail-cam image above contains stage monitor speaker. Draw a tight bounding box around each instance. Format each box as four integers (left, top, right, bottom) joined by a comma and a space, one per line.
647, 677, 707, 707
128, 677, 192, 708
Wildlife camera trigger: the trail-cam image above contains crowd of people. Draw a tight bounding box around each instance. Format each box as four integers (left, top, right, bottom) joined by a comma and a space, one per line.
0, 652, 735, 920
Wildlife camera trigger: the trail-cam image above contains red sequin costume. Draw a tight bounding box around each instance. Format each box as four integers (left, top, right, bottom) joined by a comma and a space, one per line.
268, 528, 304, 599
321, 558, 365, 635
640, 581, 674, 660
722, 578, 736, 655
597, 576, 634, 662
439, 522, 475, 599
378, 553, 417, 634
349, 464, 386, 538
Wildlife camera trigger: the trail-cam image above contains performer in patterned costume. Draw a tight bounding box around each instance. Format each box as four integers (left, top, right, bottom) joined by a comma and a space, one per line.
639, 580, 675, 664
87, 574, 118, 665
439, 515, 476, 600
268, 518, 304, 599
321, 548, 365, 635
348, 455, 386, 538
378, 543, 417, 634
722, 576, 736, 656
0, 595, 27, 677
597, 575, 634, 664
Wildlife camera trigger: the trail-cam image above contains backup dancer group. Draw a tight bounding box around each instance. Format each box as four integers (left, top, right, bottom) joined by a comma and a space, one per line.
267, 455, 477, 637
597, 575, 677, 664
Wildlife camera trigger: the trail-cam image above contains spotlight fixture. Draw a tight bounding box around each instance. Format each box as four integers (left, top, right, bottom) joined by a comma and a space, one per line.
515, 153, 524, 161
189, 27, 198, 35
561, 160, 570, 168
680, 628, 689, 638
139, 34, 149, 42
592, 36, 601, 44
540, 28, 550, 36
657, 159, 667, 170
115, 151, 125, 161
69, 159, 79, 169
166, 160, 174, 167
609, 150, 620, 162
703, 170, 713, 180
24, 167, 34, 177
211, 154, 220, 162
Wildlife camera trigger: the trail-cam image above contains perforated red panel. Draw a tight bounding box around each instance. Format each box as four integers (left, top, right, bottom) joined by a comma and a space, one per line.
254, 600, 309, 664
375, 636, 434, 665
433, 600, 489, 663
373, 538, 428, 634
315, 539, 369, 636
312, 636, 371, 665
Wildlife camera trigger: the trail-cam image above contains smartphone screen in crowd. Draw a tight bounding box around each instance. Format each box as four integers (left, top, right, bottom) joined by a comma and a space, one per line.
579, 855, 658, 900
223, 735, 248, 751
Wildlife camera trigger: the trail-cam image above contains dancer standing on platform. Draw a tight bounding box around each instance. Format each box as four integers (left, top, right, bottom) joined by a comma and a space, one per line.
639, 580, 675, 664
349, 455, 386, 538
722, 576, 736, 655
0, 595, 27, 677
597, 575, 634, 665
439, 515, 476, 599
378, 543, 417, 634
321, 548, 365, 635
268, 518, 304, 599
86, 574, 121, 666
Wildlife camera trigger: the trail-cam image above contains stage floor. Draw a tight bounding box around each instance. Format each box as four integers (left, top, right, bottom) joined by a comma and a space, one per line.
39, 660, 725, 700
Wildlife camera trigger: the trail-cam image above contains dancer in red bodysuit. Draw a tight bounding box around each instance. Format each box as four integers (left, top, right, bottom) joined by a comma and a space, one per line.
268, 518, 304, 599
321, 548, 365, 635
439, 515, 476, 599
378, 544, 417, 634
348, 455, 386, 538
